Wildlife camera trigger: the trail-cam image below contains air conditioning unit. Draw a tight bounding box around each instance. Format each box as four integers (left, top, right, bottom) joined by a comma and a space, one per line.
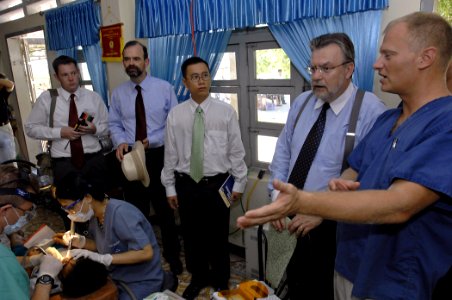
228, 168, 272, 279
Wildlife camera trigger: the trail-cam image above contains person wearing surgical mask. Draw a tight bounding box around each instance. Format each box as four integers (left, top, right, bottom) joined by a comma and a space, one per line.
53, 172, 164, 300
0, 164, 63, 300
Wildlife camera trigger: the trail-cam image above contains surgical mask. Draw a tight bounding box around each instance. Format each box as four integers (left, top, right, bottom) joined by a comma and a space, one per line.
67, 200, 94, 223
3, 207, 31, 235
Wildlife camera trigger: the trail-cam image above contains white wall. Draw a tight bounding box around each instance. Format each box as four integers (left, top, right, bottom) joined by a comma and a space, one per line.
372, 0, 423, 108
100, 0, 150, 95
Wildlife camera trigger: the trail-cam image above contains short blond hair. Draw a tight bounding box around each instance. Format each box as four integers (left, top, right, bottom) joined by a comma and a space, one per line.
386, 12, 452, 71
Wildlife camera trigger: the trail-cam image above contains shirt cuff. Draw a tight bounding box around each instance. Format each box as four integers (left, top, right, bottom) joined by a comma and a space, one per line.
165, 186, 177, 197
271, 190, 280, 202
232, 181, 247, 194
54, 128, 62, 139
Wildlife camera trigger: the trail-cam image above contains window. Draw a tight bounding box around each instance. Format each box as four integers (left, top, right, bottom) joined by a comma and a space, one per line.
212, 28, 308, 168
76, 47, 93, 91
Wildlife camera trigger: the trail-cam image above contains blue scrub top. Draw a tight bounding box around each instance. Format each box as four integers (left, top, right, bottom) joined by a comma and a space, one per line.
88, 199, 164, 297
336, 96, 452, 300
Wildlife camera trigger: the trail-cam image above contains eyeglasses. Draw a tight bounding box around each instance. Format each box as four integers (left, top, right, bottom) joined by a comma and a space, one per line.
306, 61, 351, 75
189, 72, 210, 82
14, 204, 37, 221
61, 198, 83, 213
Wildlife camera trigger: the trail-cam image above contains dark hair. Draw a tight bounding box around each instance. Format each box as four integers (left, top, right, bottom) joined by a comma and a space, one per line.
55, 172, 105, 201
0, 165, 33, 207
60, 258, 108, 298
52, 55, 78, 74
310, 33, 355, 64
181, 56, 210, 78
123, 40, 148, 60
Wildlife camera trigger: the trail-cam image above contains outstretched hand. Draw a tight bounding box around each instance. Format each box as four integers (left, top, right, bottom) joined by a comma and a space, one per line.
237, 179, 300, 228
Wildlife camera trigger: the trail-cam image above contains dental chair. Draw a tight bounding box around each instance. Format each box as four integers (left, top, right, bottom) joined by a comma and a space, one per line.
51, 278, 118, 300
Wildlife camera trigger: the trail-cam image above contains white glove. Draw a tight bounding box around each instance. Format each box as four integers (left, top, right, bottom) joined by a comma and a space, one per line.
63, 231, 86, 248
37, 255, 63, 279
70, 249, 113, 267
24, 253, 43, 268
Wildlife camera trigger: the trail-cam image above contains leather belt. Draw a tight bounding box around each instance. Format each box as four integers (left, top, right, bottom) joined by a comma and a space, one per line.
175, 171, 228, 185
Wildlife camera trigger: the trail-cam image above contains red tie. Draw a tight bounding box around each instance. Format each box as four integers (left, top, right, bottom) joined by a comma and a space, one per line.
69, 94, 85, 169
135, 85, 147, 141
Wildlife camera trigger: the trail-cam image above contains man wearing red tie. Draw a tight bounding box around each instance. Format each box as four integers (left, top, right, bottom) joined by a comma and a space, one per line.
109, 41, 182, 275
25, 55, 109, 185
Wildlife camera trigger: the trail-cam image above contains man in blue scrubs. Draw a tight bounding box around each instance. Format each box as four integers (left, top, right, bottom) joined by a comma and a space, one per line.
237, 12, 452, 300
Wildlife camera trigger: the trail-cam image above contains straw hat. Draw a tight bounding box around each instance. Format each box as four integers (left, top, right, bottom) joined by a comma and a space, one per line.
121, 141, 150, 187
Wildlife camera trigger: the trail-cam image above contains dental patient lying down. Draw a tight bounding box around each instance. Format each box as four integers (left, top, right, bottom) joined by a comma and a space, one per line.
28, 247, 111, 298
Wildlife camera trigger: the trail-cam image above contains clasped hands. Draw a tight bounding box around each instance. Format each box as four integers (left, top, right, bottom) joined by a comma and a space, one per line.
60, 120, 96, 141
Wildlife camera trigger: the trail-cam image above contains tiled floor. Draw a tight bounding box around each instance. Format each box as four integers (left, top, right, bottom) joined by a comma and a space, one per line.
23, 206, 248, 299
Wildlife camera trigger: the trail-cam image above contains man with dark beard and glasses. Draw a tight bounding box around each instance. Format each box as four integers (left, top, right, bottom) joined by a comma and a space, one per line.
109, 40, 182, 275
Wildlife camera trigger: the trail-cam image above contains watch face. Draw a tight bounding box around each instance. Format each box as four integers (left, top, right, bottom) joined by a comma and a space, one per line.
37, 274, 54, 285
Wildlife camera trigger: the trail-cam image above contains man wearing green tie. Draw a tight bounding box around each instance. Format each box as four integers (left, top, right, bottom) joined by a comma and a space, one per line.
161, 57, 247, 300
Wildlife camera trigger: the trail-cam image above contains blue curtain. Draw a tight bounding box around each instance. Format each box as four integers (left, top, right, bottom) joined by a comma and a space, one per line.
45, 0, 108, 106
57, 48, 78, 60
83, 44, 109, 105
136, 0, 388, 38
149, 30, 232, 101
45, 0, 100, 50
269, 10, 382, 91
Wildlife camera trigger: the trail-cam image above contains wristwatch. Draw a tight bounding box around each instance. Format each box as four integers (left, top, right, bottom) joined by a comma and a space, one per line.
37, 274, 54, 286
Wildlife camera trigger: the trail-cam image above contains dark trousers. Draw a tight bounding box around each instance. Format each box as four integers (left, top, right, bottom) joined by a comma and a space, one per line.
175, 172, 230, 288
52, 151, 107, 185
286, 220, 336, 300
52, 151, 107, 233
433, 267, 452, 300
122, 146, 180, 264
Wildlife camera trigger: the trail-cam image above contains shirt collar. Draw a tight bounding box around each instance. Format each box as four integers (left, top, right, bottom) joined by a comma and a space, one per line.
129, 74, 150, 91
314, 82, 355, 115
189, 95, 211, 112
58, 87, 80, 102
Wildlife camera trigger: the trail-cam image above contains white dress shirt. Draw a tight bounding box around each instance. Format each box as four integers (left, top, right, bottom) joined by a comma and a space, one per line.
25, 87, 109, 158
161, 96, 247, 197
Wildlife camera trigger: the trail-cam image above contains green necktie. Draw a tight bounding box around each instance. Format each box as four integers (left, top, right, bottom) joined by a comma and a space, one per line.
190, 106, 204, 182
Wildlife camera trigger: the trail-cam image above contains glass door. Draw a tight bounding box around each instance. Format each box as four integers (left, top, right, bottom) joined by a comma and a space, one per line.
7, 28, 51, 162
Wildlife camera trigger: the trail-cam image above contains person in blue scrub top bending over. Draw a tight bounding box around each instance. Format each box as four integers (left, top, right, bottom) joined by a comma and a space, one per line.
54, 173, 164, 300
